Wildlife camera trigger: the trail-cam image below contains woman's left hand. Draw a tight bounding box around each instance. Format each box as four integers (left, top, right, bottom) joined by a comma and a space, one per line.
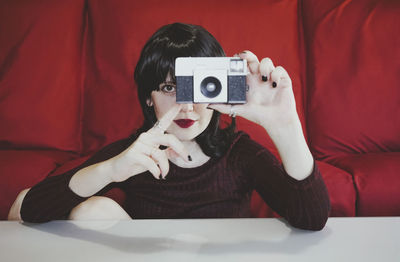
207, 50, 299, 130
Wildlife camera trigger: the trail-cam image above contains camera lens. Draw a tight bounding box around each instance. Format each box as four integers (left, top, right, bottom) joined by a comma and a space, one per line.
200, 77, 221, 98
206, 83, 216, 92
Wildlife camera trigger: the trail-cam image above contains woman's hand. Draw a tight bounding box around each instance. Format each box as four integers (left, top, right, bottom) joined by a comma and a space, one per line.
208, 50, 299, 131
209, 51, 315, 180
109, 104, 189, 182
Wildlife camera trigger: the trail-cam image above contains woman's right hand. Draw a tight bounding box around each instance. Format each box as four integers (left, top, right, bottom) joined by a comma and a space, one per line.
109, 104, 189, 182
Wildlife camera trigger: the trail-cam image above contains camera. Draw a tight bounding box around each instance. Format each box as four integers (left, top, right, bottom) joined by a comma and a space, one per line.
175, 57, 248, 104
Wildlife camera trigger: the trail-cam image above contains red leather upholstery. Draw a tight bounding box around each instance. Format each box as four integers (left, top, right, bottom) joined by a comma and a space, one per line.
329, 152, 400, 216
0, 0, 85, 152
0, 0, 398, 219
301, 0, 400, 215
303, 0, 400, 159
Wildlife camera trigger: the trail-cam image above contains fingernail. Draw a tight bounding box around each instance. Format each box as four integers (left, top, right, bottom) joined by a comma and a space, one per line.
206, 106, 212, 110
188, 155, 192, 161
272, 82, 277, 88
262, 75, 268, 82
159, 174, 162, 180
241, 51, 247, 54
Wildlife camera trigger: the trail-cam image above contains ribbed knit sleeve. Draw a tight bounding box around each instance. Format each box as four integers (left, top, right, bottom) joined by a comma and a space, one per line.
20, 137, 134, 223
237, 134, 331, 231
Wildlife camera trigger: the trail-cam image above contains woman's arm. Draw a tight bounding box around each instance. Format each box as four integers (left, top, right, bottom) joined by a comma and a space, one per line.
254, 96, 331, 231
20, 105, 189, 223
261, 116, 314, 181
235, 133, 330, 231
20, 138, 132, 223
8, 159, 115, 222
68, 157, 116, 197
207, 50, 317, 181
249, 147, 330, 231
208, 51, 330, 230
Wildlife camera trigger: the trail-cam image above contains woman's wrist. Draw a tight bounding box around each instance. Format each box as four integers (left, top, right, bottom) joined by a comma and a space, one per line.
259, 111, 301, 135
69, 159, 115, 197
262, 116, 314, 180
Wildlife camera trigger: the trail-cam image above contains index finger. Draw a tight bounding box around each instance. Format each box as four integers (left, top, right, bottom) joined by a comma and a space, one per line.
238, 50, 259, 74
148, 104, 182, 134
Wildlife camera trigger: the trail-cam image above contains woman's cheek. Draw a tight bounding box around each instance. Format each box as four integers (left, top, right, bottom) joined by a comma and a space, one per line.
198, 106, 213, 127
152, 95, 175, 119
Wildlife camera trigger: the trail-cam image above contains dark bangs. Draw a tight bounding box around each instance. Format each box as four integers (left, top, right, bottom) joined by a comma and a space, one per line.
135, 23, 225, 94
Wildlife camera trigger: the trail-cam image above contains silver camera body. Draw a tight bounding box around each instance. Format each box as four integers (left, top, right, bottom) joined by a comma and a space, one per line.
175, 57, 248, 104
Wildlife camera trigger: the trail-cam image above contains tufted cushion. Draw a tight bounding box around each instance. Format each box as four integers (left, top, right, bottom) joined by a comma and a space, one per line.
0, 0, 86, 151
301, 0, 400, 159
328, 152, 400, 216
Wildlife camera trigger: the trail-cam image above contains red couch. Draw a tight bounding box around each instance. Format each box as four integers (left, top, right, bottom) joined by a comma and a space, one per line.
1, 0, 399, 220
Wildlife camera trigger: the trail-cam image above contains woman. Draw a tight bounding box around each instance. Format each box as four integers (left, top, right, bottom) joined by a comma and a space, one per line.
15, 23, 330, 230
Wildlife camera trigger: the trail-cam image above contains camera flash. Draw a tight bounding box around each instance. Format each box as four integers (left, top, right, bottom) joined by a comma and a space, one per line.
230, 59, 244, 72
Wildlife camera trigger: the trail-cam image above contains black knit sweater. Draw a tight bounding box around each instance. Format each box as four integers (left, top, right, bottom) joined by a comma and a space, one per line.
21, 131, 331, 230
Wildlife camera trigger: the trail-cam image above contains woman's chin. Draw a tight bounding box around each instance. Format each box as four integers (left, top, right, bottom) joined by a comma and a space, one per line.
174, 132, 197, 141
167, 127, 198, 141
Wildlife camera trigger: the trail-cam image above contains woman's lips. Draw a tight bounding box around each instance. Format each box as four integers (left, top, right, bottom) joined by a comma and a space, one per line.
174, 119, 196, 128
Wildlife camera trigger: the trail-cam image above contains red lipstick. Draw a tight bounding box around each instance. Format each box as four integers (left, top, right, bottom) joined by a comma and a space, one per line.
174, 119, 195, 128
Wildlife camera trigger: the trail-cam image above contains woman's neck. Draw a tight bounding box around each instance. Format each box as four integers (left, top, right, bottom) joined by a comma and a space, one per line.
169, 139, 210, 168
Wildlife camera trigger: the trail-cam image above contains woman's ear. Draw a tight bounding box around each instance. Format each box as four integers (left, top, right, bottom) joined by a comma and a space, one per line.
146, 98, 153, 107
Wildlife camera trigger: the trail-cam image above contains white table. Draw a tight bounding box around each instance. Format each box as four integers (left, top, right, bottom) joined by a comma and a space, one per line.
0, 217, 399, 262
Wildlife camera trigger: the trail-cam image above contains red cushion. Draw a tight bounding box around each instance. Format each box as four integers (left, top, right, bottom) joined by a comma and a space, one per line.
82, 0, 306, 154
302, 0, 400, 159
0, 0, 85, 151
317, 161, 356, 216
0, 150, 76, 219
251, 160, 356, 217
328, 152, 400, 216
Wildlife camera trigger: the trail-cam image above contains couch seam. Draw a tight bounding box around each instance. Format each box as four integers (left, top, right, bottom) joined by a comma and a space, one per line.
297, 0, 310, 144
78, 0, 89, 156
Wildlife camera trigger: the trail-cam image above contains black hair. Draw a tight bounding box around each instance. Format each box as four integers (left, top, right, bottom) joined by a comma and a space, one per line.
133, 23, 236, 158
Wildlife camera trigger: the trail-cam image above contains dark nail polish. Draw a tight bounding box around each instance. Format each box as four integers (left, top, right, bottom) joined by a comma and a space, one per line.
188, 155, 192, 161
272, 82, 277, 88
262, 75, 268, 82
159, 174, 162, 180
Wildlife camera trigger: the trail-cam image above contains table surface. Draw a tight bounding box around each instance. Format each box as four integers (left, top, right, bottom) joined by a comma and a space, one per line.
0, 217, 399, 262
